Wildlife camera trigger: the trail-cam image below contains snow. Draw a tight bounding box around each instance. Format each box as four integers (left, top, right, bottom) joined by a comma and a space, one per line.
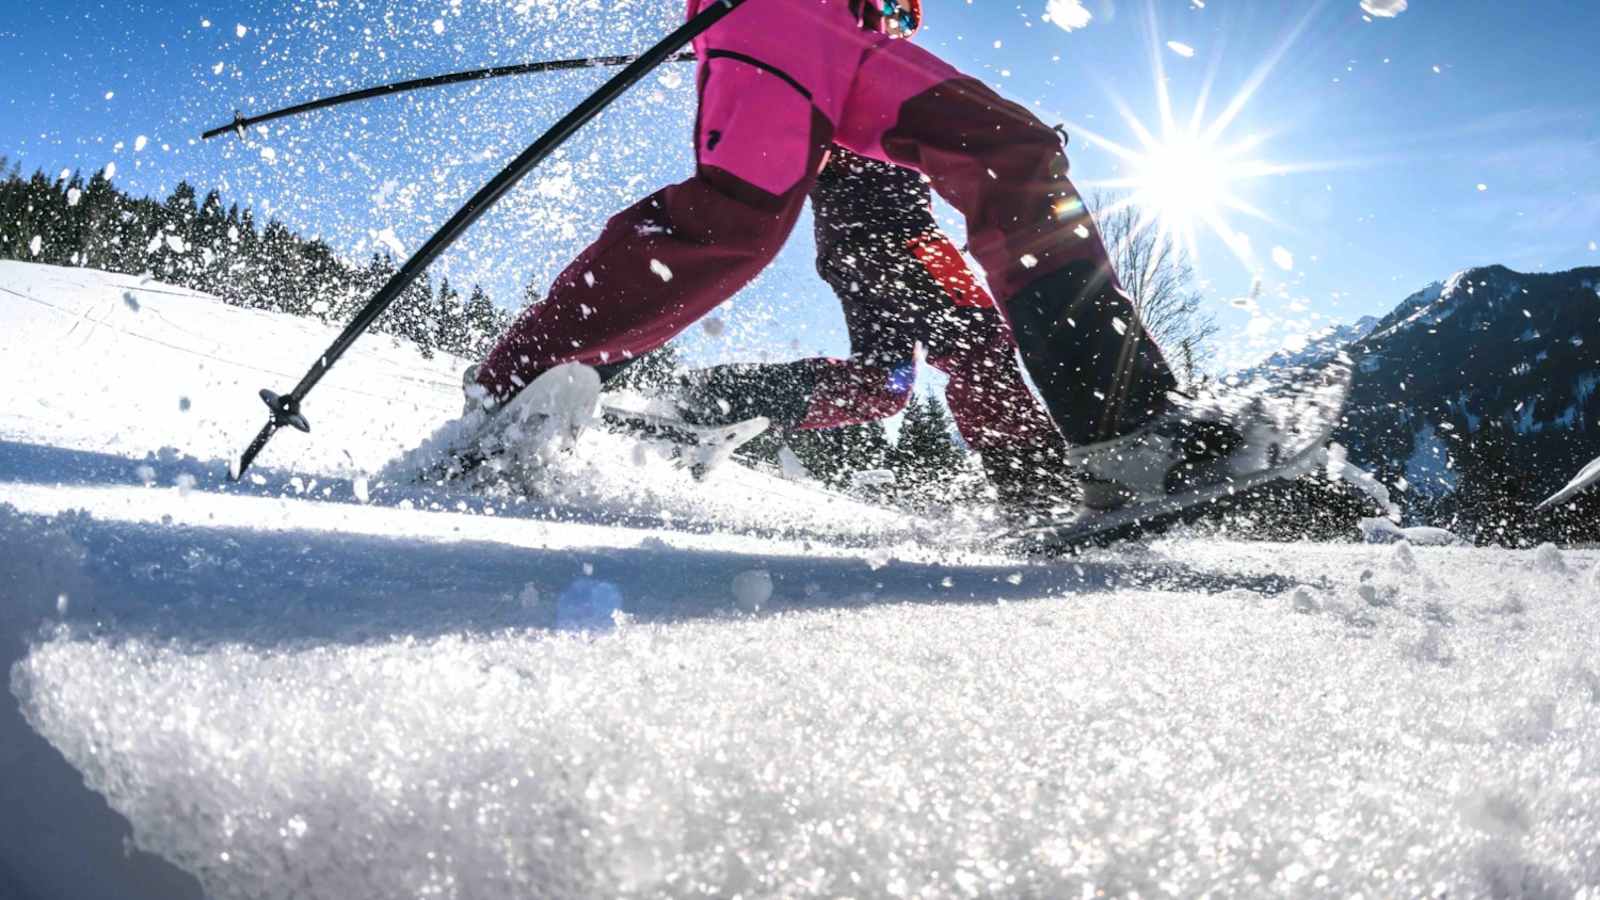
1402, 422, 1458, 497
1044, 0, 1093, 32
1360, 0, 1408, 17
6, 262, 1600, 898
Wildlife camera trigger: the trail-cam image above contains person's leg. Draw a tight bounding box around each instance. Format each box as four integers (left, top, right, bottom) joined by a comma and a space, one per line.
475, 0, 872, 402
832, 38, 1178, 445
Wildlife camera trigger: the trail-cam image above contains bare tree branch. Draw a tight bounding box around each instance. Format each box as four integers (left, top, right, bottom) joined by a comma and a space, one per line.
1089, 192, 1220, 386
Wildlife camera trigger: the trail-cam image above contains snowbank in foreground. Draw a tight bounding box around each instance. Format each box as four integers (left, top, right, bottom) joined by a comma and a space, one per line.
8, 494, 1600, 898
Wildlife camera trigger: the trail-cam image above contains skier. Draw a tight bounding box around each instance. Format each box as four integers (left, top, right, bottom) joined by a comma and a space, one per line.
466, 0, 1324, 522
656, 145, 1075, 516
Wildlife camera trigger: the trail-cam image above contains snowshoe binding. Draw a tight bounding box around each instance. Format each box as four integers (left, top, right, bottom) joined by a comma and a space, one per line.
399, 362, 602, 486
1012, 360, 1353, 554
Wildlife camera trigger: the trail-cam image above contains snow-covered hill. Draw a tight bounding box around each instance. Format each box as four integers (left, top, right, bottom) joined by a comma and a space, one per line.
4, 262, 1600, 899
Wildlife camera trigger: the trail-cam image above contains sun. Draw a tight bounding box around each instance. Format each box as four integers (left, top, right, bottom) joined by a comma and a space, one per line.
1058, 3, 1326, 270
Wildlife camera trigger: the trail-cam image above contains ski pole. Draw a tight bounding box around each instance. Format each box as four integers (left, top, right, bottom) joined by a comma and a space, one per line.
230, 0, 751, 481
201, 51, 698, 141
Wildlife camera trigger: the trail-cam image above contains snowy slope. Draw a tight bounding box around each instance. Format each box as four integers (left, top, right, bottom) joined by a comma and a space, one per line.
5, 263, 1600, 899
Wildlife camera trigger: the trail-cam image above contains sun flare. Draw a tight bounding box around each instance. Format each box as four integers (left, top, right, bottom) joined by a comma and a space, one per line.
1061, 3, 1326, 271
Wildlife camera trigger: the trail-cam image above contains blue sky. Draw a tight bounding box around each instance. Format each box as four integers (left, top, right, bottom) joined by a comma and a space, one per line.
2, 0, 1596, 373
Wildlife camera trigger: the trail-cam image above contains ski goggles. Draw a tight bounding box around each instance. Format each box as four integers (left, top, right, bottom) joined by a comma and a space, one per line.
881, 0, 921, 36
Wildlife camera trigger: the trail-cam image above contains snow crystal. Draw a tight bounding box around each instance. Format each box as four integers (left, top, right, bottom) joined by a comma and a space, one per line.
259, 147, 277, 162
1272, 245, 1295, 271
352, 476, 370, 504
67, 188, 81, 207
234, 23, 248, 38
174, 474, 197, 497
1073, 224, 1090, 239
1111, 317, 1127, 336
1044, 0, 1093, 32
732, 570, 773, 612
1476, 183, 1488, 192
1019, 253, 1038, 269
372, 228, 405, 257
134, 465, 157, 486
1533, 543, 1569, 575
649, 259, 673, 282
1360, 0, 1408, 18
134, 135, 148, 152
29, 235, 41, 257
104, 161, 117, 179
1166, 40, 1196, 58
431, 18, 444, 34
164, 235, 187, 254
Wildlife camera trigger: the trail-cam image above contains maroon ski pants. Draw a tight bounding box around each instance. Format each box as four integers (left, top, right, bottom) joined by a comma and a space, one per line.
478, 0, 1166, 445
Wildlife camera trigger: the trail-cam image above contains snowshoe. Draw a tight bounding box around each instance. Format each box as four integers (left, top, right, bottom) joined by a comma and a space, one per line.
598, 402, 769, 481
405, 363, 602, 485
1011, 361, 1353, 555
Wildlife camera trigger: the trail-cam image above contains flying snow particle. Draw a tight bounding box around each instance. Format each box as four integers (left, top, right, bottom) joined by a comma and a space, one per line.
310, 299, 330, 315
352, 476, 370, 504
56, 593, 69, 616
1020, 254, 1039, 269
165, 234, 187, 254
29, 235, 41, 257
175, 473, 197, 497
732, 570, 773, 612
431, 19, 445, 34
178, 396, 192, 412
373, 228, 406, 257
104, 161, 116, 179
1111, 317, 1128, 336
649, 259, 673, 282
135, 464, 157, 486
1589, 241, 1597, 252
1360, 0, 1407, 17
1272, 246, 1295, 271
134, 135, 148, 152
235, 23, 248, 38
701, 316, 726, 338
200, 18, 211, 28
1166, 41, 1197, 58
259, 146, 277, 162
104, 91, 114, 100
67, 188, 81, 207
1043, 0, 1093, 32
1476, 183, 1488, 192
1073, 224, 1091, 239
212, 62, 225, 75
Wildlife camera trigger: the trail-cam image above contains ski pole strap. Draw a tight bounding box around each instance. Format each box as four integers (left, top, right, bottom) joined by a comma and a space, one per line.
232, 0, 752, 480
202, 51, 698, 141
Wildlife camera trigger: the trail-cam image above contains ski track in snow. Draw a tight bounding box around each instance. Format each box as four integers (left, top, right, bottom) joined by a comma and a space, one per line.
4, 262, 1600, 898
